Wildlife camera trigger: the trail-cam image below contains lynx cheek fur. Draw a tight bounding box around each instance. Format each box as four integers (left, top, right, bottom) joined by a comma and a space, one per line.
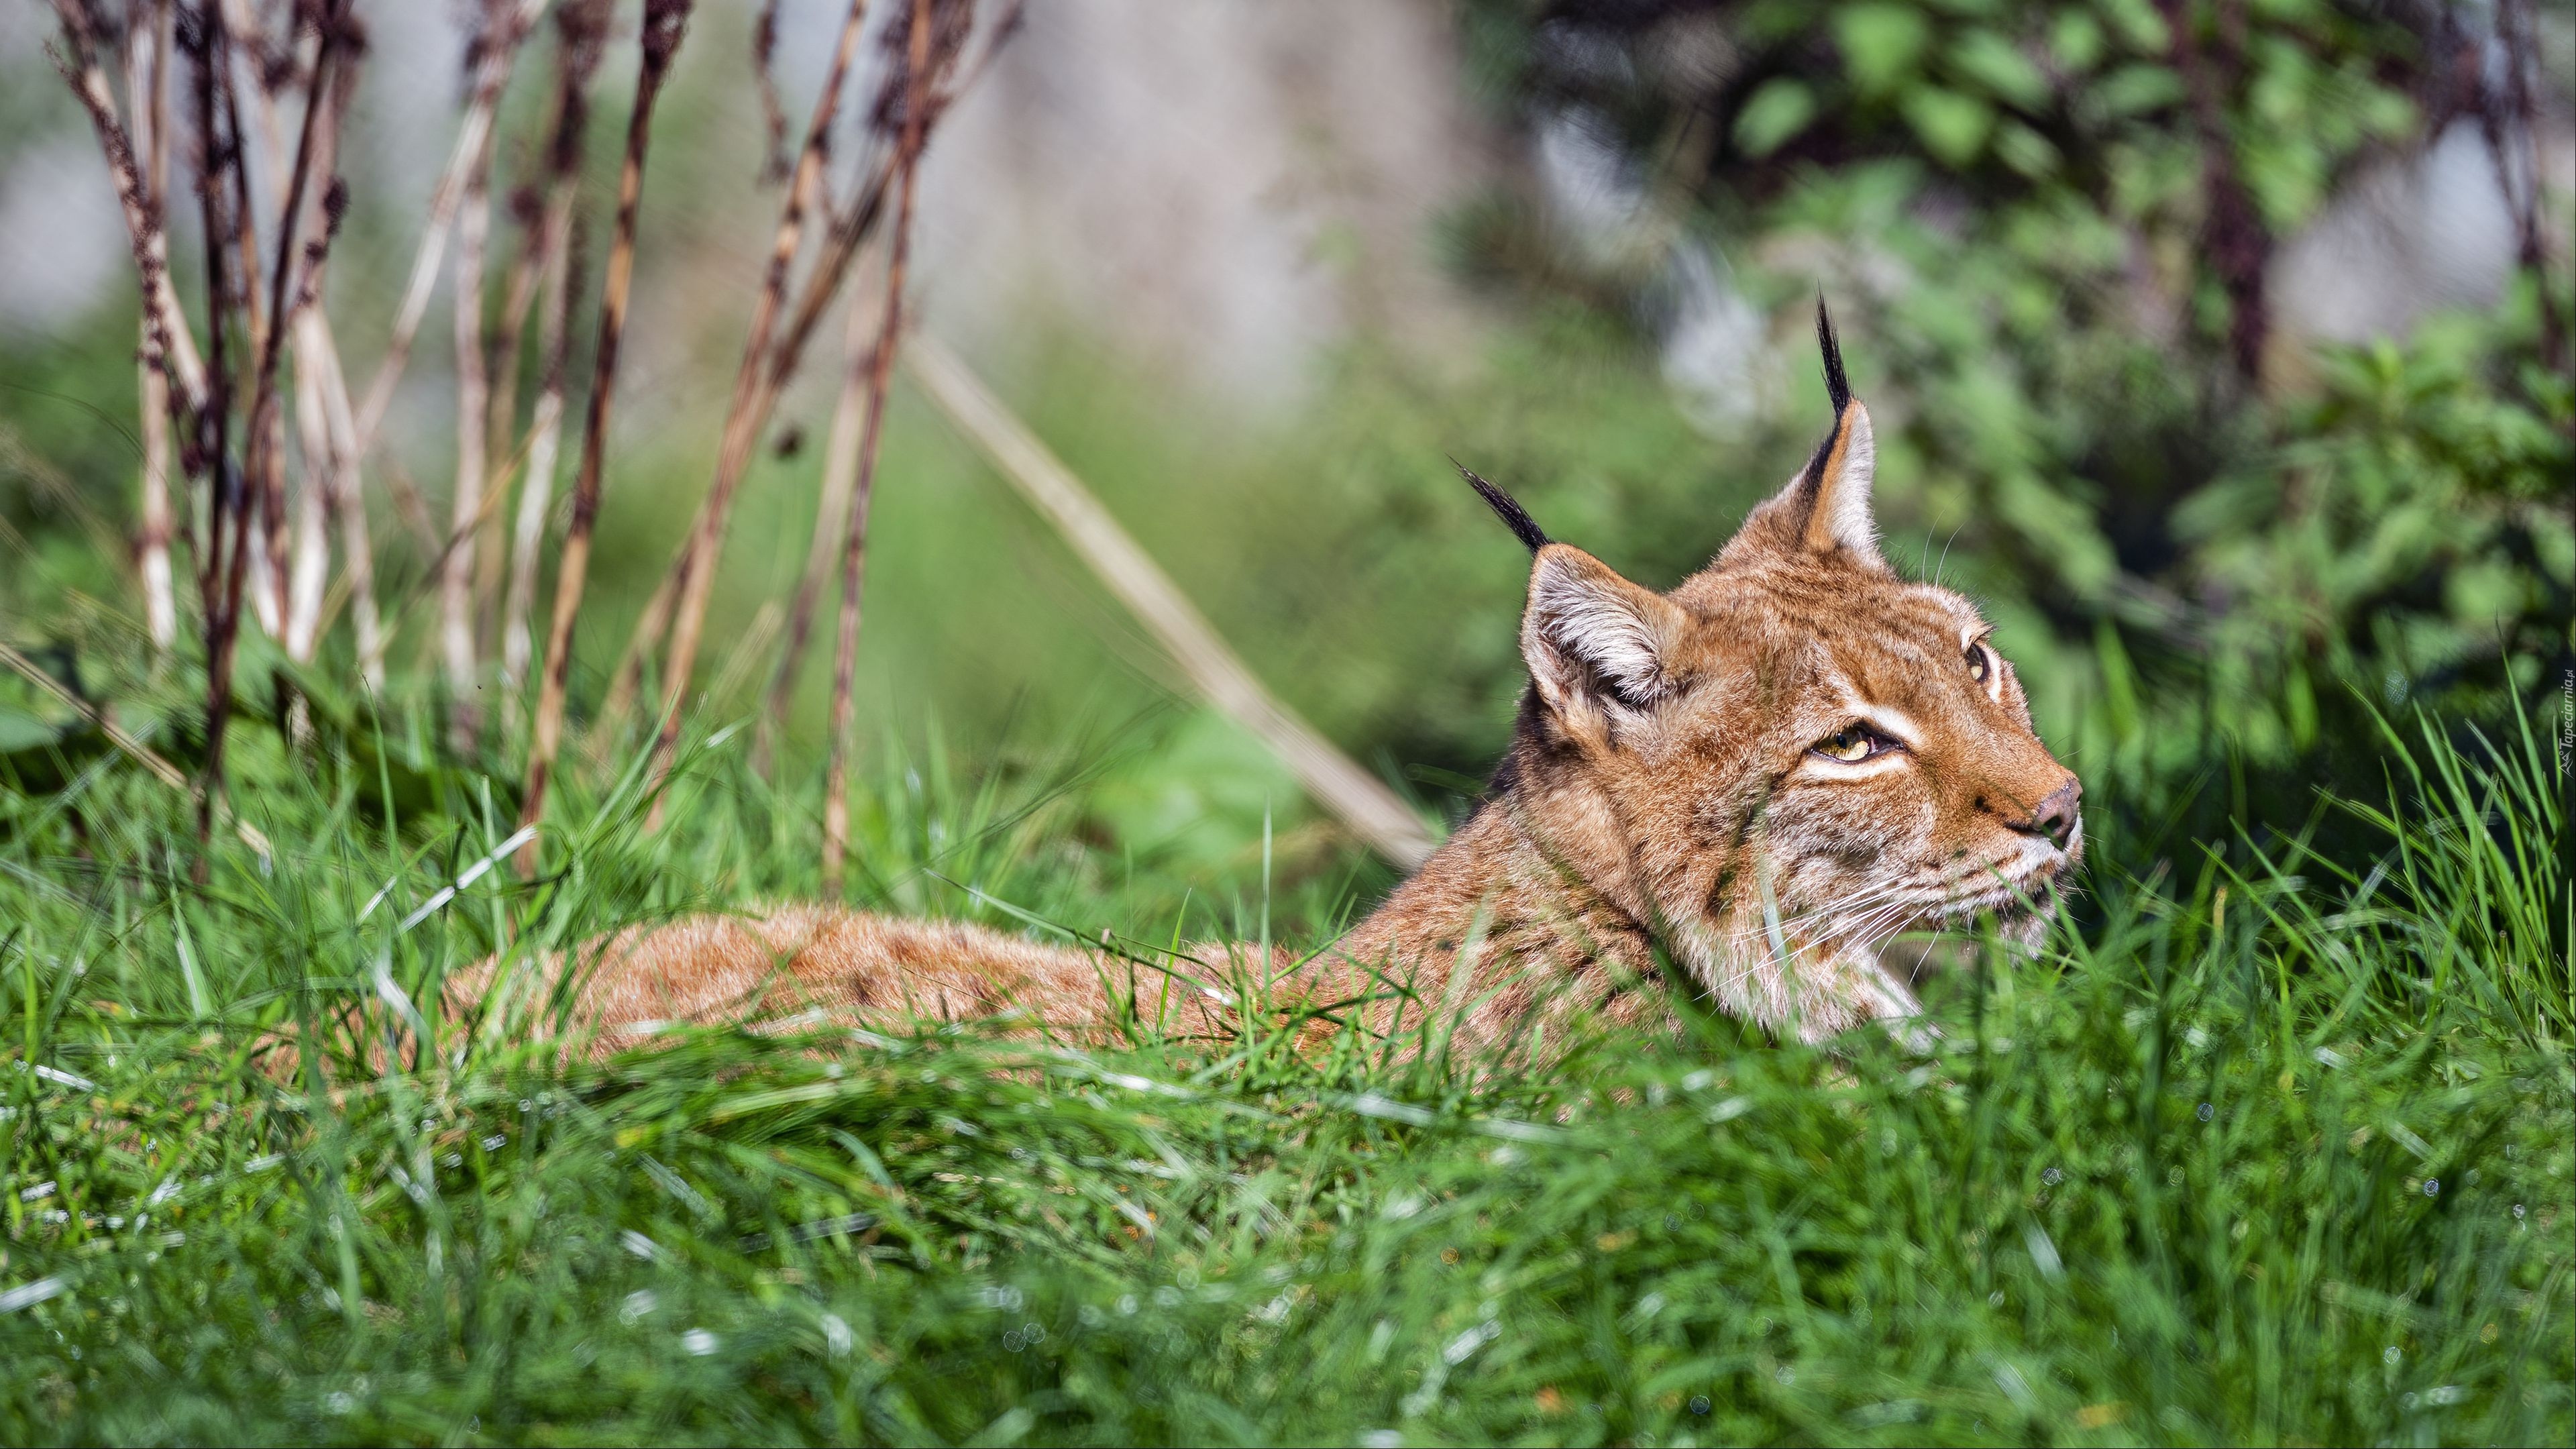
542, 307, 2080, 1050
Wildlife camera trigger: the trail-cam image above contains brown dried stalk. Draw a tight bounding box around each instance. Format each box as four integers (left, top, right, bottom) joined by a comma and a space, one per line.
500, 211, 580, 724
518, 0, 696, 873
205, 0, 371, 675
502, 1, 610, 720
751, 0, 790, 182
217, 0, 288, 637
301, 319, 384, 683
286, 327, 334, 662
755, 258, 883, 774
184, 3, 256, 849
608, 0, 1016, 739
233, 7, 382, 680
479, 203, 539, 656
641, 0, 873, 826
441, 0, 521, 751
124, 1, 180, 653
319, 0, 546, 543
823, 0, 936, 894
244, 1, 351, 658
328, 0, 557, 691
276, 18, 362, 667
765, 1, 1016, 401
283, 277, 359, 678
48, 0, 209, 413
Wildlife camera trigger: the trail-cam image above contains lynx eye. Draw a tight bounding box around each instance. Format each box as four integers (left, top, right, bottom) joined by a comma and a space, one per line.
1812, 723, 1896, 763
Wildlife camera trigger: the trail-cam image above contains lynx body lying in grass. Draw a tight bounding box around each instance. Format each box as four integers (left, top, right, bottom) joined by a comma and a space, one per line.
529, 311, 2081, 1051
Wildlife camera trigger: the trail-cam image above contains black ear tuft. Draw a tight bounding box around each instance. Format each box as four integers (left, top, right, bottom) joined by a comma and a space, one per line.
1454, 459, 1550, 553
1815, 294, 1851, 417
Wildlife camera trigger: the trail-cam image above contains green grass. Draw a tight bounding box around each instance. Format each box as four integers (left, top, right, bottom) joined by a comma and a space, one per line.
0, 693, 2567, 1446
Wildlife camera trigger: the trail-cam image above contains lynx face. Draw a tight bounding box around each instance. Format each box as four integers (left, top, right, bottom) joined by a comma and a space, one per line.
1485, 311, 2080, 1037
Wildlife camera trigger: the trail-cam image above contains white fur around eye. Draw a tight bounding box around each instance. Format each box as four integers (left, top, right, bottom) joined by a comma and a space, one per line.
1963, 633, 2003, 702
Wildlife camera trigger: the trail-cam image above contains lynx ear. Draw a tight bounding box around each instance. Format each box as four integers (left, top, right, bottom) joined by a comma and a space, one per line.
1791, 394, 1878, 560
1720, 300, 1886, 570
1522, 543, 1687, 737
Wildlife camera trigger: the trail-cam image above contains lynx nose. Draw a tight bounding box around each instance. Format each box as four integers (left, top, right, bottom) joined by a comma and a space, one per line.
2025, 779, 2081, 851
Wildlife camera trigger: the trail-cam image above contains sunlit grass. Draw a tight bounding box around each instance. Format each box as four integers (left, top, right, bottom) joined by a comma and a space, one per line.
1, 695, 2567, 1444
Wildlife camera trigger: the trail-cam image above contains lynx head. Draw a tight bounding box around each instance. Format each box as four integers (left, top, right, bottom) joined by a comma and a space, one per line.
1473, 304, 2080, 1037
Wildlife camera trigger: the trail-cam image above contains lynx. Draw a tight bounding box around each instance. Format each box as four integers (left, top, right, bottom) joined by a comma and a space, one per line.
522, 307, 2081, 1051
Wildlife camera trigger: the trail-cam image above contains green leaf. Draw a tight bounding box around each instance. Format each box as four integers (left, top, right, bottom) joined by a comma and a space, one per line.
2239, 133, 2328, 232
1994, 121, 2062, 178
0, 705, 64, 755
2088, 62, 2185, 120
1833, 4, 1933, 96
1734, 78, 1819, 158
1949, 28, 2052, 110
1901, 86, 1996, 166
2050, 11, 2106, 72
2093, 0, 2171, 53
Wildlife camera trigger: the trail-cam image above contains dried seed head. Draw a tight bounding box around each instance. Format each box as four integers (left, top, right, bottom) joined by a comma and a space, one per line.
641, 0, 695, 75
751, 0, 788, 182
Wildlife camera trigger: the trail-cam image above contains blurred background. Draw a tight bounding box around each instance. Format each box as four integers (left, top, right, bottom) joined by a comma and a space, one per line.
1, 0, 2569, 898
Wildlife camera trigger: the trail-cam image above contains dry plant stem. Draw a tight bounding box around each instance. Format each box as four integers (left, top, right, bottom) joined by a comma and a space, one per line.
50, 0, 209, 411
823, 0, 933, 895
186, 12, 254, 851
245, 4, 346, 651
610, 102, 934, 702
757, 265, 883, 773
125, 3, 179, 651
637, 0, 1016, 760
286, 329, 333, 663
519, 0, 696, 875
751, 0, 790, 180
767, 164, 892, 402
136, 360, 180, 647
217, 11, 284, 644
644, 0, 873, 826
274, 26, 358, 667
221, 7, 381, 682
908, 337, 1436, 867
214, 22, 270, 547
502, 3, 612, 712
765, 2, 1019, 394
326, 0, 547, 522
444, 17, 506, 751
479, 207, 562, 661
502, 194, 579, 717
305, 320, 384, 684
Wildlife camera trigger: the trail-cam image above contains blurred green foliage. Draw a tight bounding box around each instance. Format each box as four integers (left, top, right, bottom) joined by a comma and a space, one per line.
1452, 0, 2573, 819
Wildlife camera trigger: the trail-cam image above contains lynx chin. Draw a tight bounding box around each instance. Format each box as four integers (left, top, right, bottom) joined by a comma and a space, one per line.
489, 304, 2082, 1053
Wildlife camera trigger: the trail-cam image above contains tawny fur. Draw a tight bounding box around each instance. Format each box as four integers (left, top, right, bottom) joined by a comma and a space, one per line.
531, 324, 2082, 1054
